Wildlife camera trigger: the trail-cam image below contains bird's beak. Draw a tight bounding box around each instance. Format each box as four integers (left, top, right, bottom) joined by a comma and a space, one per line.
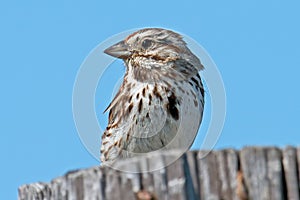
104, 40, 131, 59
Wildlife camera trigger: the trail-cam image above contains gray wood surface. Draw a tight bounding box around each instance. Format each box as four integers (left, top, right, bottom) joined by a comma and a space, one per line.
19, 147, 300, 200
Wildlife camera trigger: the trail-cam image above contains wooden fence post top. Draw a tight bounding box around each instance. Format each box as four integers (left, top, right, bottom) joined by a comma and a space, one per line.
19, 147, 300, 200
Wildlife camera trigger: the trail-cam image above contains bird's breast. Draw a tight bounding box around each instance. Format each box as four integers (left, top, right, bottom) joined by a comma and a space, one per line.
122, 79, 204, 155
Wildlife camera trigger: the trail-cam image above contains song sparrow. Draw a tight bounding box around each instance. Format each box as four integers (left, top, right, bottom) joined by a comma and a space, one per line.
101, 28, 204, 163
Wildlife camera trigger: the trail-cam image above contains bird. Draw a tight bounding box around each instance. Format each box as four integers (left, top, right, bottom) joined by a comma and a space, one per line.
100, 28, 204, 164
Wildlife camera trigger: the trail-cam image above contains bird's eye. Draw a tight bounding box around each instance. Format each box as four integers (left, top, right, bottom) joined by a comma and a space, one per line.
141, 39, 153, 49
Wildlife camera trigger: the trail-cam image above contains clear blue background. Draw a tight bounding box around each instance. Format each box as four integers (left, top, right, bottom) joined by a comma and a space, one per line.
1, 0, 300, 199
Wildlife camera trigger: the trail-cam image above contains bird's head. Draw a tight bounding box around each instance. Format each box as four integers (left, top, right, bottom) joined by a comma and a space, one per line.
104, 28, 203, 81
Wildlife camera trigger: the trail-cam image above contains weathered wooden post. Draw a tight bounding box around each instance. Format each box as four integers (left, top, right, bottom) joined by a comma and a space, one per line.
18, 147, 300, 200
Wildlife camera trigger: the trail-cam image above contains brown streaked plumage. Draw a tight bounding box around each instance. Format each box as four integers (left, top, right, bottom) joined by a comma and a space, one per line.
100, 28, 204, 163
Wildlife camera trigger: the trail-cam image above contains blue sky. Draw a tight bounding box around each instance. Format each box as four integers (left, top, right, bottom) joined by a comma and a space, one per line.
1, 0, 300, 199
